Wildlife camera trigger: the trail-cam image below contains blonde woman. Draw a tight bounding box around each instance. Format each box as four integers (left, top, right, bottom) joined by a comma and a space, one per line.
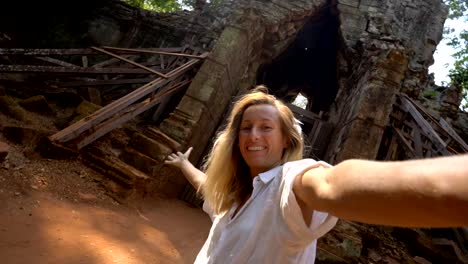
165, 86, 468, 264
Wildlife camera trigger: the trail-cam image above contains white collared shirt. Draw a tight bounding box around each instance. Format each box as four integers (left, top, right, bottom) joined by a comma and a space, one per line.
195, 159, 338, 264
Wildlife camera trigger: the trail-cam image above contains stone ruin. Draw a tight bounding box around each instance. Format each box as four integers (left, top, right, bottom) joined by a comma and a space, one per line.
1, 0, 467, 262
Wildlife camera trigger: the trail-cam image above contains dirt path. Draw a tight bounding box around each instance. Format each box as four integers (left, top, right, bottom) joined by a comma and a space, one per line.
0, 143, 211, 264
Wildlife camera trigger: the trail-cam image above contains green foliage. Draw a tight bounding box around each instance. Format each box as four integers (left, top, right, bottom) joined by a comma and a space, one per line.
449, 63, 468, 111
445, 0, 468, 19
422, 89, 439, 99
443, 0, 468, 110
123, 0, 223, 12
124, 0, 184, 12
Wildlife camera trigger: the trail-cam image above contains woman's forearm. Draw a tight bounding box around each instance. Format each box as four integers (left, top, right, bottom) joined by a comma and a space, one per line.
299, 154, 468, 227
179, 161, 206, 190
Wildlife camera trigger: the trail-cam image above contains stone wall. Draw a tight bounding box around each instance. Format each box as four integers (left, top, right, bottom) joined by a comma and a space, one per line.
325, 0, 448, 163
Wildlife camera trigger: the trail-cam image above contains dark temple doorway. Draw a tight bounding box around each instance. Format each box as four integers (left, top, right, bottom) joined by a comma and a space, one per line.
256, 2, 340, 114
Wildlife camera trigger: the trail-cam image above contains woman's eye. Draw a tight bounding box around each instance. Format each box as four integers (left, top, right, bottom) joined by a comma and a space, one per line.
262, 126, 272, 130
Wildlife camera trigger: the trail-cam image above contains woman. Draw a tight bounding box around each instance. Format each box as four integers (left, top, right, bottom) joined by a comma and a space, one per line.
165, 86, 468, 263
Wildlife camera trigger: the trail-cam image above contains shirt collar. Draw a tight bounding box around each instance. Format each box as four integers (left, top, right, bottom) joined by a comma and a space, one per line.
258, 165, 283, 184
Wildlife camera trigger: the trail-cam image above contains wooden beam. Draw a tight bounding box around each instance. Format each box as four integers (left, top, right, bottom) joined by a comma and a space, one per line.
35, 56, 81, 68
287, 103, 321, 123
76, 79, 191, 149
91, 55, 134, 68
0, 65, 151, 74
402, 94, 467, 151
151, 77, 184, 121
58, 78, 155, 87
0, 47, 183, 56
0, 48, 96, 56
102, 46, 206, 59
49, 54, 206, 144
399, 96, 448, 152
409, 122, 423, 158
385, 133, 398, 160
91, 47, 168, 79
439, 118, 468, 152
393, 127, 416, 158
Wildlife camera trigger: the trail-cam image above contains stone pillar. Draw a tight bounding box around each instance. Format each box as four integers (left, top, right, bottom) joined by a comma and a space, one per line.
327, 49, 408, 163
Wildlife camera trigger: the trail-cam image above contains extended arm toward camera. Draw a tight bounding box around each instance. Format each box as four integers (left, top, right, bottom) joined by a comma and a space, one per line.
293, 154, 468, 227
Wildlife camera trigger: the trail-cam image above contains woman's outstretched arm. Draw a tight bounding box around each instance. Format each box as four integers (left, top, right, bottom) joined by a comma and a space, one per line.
293, 154, 468, 227
164, 147, 206, 190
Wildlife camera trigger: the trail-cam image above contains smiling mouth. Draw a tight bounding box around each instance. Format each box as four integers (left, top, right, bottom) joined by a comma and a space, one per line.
247, 146, 266, 151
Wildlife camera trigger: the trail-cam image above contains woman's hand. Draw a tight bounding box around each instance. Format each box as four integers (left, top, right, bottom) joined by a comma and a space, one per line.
164, 147, 193, 169
164, 147, 206, 190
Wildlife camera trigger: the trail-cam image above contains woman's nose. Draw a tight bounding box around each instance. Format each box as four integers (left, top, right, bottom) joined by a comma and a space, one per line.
249, 127, 260, 139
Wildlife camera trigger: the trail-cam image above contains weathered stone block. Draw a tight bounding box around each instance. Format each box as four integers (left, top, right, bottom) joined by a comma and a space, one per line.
144, 126, 181, 152
0, 96, 30, 123
129, 132, 172, 161
207, 26, 249, 84
3, 126, 53, 147
338, 0, 360, 7
339, 118, 385, 160
159, 113, 195, 145
186, 107, 220, 165
355, 82, 397, 126
70, 100, 101, 125
0, 141, 10, 163
19, 95, 55, 115
188, 61, 235, 102
175, 95, 207, 123
119, 147, 159, 175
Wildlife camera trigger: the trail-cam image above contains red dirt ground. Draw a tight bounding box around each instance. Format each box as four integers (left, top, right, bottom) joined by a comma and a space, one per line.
0, 142, 211, 264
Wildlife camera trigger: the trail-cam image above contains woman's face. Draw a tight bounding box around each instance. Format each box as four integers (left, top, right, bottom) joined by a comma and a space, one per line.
238, 104, 288, 177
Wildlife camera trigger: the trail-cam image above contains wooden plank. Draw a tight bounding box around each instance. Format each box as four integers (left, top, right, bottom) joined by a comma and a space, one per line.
58, 78, 155, 87
49, 54, 206, 144
385, 133, 398, 160
400, 96, 447, 150
102, 46, 206, 59
393, 127, 416, 158
76, 79, 191, 149
92, 47, 168, 79
0, 64, 151, 74
402, 94, 467, 151
410, 123, 423, 158
439, 118, 468, 151
0, 48, 96, 56
51, 78, 164, 143
35, 56, 80, 68
287, 103, 321, 123
0, 47, 183, 56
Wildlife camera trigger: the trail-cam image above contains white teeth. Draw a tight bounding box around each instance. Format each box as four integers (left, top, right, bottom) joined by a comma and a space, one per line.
247, 146, 266, 151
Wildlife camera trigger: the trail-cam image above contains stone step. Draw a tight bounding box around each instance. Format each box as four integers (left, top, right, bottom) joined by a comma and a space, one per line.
3, 126, 53, 147
119, 147, 160, 175
144, 126, 181, 152
82, 146, 149, 187
129, 132, 173, 162
0, 141, 10, 163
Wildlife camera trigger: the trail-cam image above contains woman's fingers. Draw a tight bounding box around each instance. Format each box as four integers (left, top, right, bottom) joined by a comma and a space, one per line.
185, 147, 193, 158
165, 147, 193, 166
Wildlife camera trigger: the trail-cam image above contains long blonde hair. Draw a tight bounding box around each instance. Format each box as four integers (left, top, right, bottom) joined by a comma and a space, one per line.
201, 86, 304, 213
